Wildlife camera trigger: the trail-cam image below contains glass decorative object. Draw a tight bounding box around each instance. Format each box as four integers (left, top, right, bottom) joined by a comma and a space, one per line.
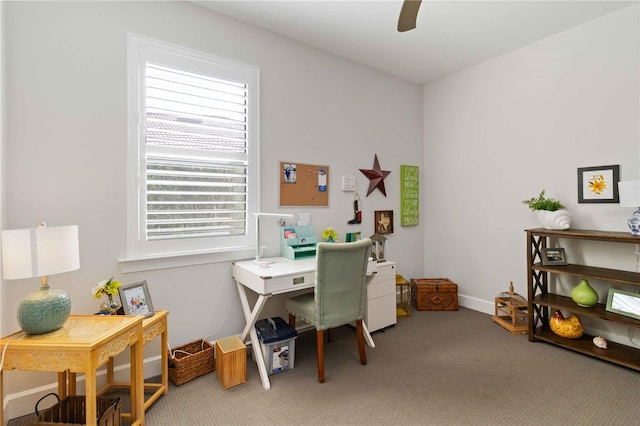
618, 180, 640, 235
100, 294, 122, 315
93, 277, 122, 315
492, 281, 528, 334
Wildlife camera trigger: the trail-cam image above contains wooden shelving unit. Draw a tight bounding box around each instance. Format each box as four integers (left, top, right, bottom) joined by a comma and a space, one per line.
526, 228, 640, 371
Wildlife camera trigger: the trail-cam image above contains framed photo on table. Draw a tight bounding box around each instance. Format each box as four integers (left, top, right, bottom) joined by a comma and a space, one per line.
606, 288, 640, 321
119, 280, 155, 318
541, 248, 567, 266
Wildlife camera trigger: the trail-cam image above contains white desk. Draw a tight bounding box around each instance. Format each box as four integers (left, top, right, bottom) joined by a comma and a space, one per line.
232, 256, 377, 390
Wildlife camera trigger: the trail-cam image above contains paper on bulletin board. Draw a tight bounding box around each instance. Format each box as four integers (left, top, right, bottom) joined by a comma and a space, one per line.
280, 162, 329, 207
400, 165, 419, 226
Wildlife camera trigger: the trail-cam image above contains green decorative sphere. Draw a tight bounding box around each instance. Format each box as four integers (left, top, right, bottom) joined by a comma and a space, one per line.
17, 285, 71, 335
571, 279, 598, 308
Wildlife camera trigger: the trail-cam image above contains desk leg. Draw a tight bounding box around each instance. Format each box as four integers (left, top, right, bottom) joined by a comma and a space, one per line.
160, 320, 169, 396
1, 370, 4, 425
58, 371, 68, 399
69, 372, 77, 395
235, 280, 272, 390
106, 358, 115, 387
85, 370, 97, 426
57, 371, 76, 399
130, 335, 145, 425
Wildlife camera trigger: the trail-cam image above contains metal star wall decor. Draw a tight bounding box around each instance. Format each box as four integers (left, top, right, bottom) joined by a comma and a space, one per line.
359, 154, 391, 197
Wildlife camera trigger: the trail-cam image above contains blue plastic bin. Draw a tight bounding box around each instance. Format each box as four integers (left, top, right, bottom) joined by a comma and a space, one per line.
255, 317, 298, 375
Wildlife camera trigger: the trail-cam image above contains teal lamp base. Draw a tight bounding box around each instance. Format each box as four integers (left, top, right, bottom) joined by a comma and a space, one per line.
17, 285, 71, 335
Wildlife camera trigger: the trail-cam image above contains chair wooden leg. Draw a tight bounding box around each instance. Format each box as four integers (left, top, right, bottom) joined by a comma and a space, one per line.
328, 328, 334, 342
356, 319, 367, 365
316, 329, 325, 383
288, 314, 296, 329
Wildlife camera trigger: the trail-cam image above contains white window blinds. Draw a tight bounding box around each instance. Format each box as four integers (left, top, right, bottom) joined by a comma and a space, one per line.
127, 34, 259, 261
144, 63, 248, 241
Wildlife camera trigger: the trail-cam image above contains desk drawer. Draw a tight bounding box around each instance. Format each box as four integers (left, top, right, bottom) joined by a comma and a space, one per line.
374, 261, 396, 282
368, 262, 396, 299
368, 277, 395, 299
265, 270, 315, 294
233, 265, 315, 294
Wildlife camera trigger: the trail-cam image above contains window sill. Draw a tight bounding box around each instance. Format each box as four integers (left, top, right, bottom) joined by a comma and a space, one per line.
119, 247, 255, 273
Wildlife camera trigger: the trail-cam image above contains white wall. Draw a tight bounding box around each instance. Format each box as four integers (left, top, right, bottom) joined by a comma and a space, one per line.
0, 0, 5, 343
424, 5, 639, 320
1, 1, 423, 416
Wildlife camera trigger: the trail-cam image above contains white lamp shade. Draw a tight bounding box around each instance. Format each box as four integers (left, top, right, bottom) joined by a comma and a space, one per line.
619, 181, 640, 207
2, 225, 80, 279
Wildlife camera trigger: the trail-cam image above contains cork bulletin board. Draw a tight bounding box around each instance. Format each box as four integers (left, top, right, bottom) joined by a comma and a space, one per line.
280, 162, 329, 206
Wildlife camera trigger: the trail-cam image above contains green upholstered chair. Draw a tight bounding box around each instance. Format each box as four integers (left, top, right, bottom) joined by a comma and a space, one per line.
286, 238, 372, 383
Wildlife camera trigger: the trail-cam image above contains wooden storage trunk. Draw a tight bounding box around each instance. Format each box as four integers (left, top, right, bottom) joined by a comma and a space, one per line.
411, 278, 458, 311
168, 339, 215, 386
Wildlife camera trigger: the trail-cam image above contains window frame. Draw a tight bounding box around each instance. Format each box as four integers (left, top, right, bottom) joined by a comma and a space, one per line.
123, 34, 259, 271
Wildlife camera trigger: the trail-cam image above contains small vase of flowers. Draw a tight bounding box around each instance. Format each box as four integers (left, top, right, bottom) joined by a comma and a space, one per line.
92, 277, 122, 314
322, 227, 338, 243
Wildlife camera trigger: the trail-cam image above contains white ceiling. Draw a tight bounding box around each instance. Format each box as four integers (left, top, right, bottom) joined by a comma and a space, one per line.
192, 0, 635, 85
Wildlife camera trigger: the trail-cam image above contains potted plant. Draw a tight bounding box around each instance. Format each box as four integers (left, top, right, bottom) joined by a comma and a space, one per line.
321, 227, 338, 243
522, 190, 571, 230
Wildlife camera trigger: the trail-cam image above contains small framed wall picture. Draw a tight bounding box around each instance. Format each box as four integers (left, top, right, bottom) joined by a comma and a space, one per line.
374, 210, 394, 234
541, 248, 567, 266
119, 280, 155, 318
345, 231, 361, 242
577, 164, 620, 203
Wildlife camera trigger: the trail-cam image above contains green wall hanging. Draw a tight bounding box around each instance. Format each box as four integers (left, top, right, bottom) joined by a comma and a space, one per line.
400, 165, 419, 226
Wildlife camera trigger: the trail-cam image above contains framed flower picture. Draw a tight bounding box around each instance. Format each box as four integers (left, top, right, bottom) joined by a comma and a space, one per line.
577, 165, 620, 203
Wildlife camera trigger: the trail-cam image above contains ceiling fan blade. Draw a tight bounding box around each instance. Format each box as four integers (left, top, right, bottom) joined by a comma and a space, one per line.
398, 0, 422, 32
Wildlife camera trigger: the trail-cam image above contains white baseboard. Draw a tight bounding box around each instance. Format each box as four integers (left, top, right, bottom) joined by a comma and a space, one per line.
459, 293, 494, 315
2, 355, 162, 421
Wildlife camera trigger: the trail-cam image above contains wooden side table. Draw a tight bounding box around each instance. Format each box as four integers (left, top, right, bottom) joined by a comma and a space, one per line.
98, 310, 169, 418
0, 315, 145, 426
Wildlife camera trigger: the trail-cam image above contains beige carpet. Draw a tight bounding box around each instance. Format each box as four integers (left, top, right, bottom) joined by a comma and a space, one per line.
148, 307, 640, 425
10, 307, 640, 425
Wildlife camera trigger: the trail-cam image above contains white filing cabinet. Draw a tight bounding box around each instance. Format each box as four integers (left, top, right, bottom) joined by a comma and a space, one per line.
365, 261, 397, 332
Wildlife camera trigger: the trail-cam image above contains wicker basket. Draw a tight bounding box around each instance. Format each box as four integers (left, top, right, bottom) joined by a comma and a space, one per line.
33, 393, 121, 426
168, 339, 215, 385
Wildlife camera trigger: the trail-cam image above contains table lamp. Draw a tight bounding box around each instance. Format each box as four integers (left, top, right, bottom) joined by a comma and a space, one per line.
1, 222, 80, 334
254, 212, 294, 265
618, 180, 640, 236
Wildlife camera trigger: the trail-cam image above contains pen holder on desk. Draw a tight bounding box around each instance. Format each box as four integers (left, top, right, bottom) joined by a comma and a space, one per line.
280, 225, 317, 259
